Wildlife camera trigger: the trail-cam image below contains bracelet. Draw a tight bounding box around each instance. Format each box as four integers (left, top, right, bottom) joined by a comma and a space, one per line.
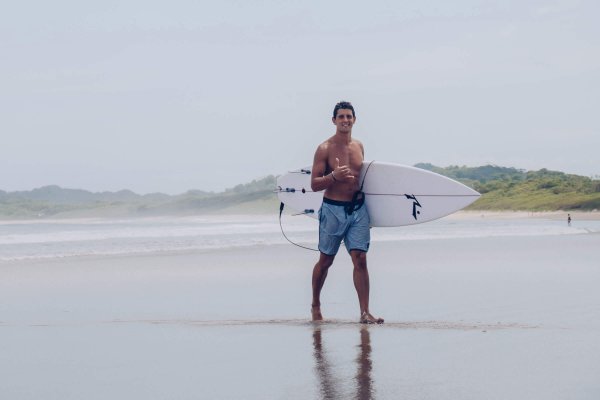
330, 171, 337, 182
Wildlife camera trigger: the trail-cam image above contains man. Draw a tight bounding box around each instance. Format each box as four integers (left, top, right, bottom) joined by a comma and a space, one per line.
310, 101, 384, 324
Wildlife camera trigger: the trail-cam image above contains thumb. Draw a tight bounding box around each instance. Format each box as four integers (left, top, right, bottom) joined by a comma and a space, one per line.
335, 158, 340, 169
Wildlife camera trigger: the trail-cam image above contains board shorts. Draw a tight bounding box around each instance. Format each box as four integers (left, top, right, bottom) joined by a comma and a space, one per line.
318, 197, 370, 256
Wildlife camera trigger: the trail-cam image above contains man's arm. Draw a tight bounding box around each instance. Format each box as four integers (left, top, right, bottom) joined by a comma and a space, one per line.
311, 144, 336, 192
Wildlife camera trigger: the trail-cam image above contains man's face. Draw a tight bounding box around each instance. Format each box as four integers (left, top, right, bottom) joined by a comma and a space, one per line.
332, 108, 355, 133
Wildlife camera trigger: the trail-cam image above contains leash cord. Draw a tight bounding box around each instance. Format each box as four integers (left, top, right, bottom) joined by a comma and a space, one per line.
279, 202, 320, 252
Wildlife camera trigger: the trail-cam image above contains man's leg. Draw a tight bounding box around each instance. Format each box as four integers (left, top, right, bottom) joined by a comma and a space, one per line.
350, 250, 384, 324
312, 252, 335, 321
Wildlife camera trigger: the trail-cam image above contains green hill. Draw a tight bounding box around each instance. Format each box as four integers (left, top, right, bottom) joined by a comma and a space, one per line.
416, 164, 600, 211
0, 176, 278, 219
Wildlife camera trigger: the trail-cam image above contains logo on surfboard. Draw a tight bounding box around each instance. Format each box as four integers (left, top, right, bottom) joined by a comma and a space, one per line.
405, 194, 422, 220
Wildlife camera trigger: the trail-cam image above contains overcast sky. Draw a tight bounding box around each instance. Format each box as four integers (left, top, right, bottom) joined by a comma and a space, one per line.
1, 0, 598, 194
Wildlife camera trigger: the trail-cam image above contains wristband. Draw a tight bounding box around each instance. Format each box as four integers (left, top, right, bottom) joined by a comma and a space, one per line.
330, 171, 337, 182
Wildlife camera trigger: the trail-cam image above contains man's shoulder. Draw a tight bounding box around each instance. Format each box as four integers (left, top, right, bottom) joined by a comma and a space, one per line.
316, 137, 335, 151
350, 138, 364, 153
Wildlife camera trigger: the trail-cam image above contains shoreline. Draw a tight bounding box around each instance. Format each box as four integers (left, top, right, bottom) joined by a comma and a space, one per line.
1, 209, 600, 224
2, 212, 598, 263
449, 210, 600, 221
2, 227, 597, 267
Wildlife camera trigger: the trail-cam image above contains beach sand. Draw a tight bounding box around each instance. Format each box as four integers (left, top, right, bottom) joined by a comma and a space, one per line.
1, 229, 600, 399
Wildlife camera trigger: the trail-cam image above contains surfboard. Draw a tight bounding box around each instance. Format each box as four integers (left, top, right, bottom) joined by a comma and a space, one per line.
276, 161, 480, 227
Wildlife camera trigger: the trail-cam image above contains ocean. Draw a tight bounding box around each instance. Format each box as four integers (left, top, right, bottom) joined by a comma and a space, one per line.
1, 213, 598, 261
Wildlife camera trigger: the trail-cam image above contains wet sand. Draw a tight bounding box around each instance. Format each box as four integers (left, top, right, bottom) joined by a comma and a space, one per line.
1, 232, 600, 399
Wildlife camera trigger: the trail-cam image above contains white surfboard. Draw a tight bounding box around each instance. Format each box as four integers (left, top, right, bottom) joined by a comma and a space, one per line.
276, 161, 480, 227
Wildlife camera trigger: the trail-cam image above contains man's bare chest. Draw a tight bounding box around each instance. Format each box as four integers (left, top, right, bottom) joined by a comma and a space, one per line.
327, 147, 363, 172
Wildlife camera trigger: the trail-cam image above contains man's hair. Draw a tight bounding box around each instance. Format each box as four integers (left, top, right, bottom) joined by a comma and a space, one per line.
333, 101, 356, 118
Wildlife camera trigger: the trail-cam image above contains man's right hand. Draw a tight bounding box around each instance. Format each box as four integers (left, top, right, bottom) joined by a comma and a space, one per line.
334, 157, 355, 183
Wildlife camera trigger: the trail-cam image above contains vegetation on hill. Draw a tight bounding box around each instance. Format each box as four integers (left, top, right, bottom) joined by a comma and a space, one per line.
416, 164, 600, 211
0, 176, 278, 218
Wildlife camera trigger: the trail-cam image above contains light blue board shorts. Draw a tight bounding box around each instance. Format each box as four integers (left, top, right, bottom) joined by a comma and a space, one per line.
318, 198, 370, 256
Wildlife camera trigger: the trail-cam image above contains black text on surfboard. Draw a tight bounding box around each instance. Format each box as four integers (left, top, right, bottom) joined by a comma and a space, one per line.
404, 194, 422, 220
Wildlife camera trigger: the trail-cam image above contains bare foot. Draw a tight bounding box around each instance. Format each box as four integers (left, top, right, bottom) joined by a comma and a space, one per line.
311, 305, 323, 321
360, 312, 384, 324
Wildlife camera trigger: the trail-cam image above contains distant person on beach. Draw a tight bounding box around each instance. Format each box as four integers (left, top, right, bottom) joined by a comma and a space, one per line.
568, 214, 572, 226
310, 101, 384, 324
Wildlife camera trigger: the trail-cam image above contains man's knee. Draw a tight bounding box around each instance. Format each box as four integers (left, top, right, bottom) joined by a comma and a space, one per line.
351, 251, 367, 270
319, 253, 335, 269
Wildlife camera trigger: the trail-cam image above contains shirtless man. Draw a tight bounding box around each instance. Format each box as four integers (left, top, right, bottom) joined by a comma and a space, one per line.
310, 101, 384, 324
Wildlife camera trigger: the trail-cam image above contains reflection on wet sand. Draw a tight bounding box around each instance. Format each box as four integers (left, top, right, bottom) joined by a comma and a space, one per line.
312, 325, 375, 400
355, 327, 373, 400
312, 326, 341, 399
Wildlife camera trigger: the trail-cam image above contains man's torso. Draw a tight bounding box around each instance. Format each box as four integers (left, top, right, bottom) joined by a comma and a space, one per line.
323, 139, 363, 202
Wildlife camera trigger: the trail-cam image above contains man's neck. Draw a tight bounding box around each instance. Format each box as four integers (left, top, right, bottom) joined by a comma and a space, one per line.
333, 131, 352, 144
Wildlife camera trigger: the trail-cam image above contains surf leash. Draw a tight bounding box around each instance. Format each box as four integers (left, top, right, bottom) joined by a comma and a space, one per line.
342, 160, 375, 215
360, 160, 375, 190
278, 202, 320, 252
